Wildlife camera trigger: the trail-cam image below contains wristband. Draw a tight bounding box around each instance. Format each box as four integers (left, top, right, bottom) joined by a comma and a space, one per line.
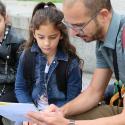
68, 119, 75, 125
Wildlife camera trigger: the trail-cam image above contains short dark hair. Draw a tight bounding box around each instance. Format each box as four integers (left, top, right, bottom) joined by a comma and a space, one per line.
0, 1, 6, 18
83, 0, 112, 16
64, 0, 112, 16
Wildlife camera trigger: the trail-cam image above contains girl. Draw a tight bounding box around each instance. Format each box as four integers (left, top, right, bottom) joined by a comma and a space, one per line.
15, 2, 83, 111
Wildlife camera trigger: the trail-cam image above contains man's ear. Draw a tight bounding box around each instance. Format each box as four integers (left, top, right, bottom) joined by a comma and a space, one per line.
98, 9, 110, 22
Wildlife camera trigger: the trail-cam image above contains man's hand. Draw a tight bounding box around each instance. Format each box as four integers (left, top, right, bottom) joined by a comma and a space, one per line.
26, 110, 69, 125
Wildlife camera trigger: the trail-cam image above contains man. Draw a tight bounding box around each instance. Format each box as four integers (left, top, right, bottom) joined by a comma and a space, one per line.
26, 0, 125, 125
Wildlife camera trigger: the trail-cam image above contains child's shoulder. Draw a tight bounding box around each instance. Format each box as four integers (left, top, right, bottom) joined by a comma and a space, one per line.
68, 53, 79, 62
67, 54, 80, 67
68, 54, 83, 70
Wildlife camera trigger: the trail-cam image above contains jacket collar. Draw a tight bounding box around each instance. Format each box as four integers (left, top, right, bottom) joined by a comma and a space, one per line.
103, 11, 121, 49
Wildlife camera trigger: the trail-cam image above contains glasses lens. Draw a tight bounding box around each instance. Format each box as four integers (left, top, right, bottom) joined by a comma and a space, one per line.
62, 19, 82, 33
62, 19, 71, 28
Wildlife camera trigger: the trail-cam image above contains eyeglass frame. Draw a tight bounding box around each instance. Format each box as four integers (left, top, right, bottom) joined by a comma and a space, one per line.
62, 12, 99, 34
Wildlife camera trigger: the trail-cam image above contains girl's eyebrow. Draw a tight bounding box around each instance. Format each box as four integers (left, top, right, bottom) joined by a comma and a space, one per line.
37, 32, 59, 37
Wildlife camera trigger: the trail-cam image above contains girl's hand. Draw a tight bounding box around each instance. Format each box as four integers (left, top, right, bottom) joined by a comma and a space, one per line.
44, 104, 59, 112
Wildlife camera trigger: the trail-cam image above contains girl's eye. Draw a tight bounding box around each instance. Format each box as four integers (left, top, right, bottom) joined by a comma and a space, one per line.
49, 35, 57, 39
37, 34, 58, 40
49, 36, 57, 39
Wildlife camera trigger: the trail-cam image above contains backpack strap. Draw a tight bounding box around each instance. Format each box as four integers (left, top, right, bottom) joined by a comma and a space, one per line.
113, 44, 119, 81
56, 55, 83, 96
23, 48, 36, 82
56, 60, 68, 96
113, 47, 122, 100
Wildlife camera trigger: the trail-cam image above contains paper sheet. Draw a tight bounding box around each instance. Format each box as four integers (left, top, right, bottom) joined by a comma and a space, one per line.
0, 102, 38, 122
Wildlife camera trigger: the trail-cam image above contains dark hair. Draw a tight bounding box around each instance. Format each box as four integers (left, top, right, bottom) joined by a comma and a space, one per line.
0, 1, 6, 18
83, 0, 112, 16
26, 2, 83, 64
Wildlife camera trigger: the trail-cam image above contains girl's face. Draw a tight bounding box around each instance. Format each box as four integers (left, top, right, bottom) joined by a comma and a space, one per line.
0, 14, 6, 37
34, 23, 61, 57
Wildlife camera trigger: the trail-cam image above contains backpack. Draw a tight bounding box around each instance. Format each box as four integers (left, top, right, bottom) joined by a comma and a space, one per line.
23, 48, 82, 96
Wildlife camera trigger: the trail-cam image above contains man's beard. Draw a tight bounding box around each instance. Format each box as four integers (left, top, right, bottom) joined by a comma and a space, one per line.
76, 20, 104, 43
92, 20, 104, 41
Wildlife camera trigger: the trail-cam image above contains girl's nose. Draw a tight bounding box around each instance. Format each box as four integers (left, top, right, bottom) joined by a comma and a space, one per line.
44, 39, 50, 46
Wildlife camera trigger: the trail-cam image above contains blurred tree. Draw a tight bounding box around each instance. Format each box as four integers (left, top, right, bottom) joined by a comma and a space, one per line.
18, 0, 62, 3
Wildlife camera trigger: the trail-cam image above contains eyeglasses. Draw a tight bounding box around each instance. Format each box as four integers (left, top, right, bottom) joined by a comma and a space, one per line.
62, 12, 99, 34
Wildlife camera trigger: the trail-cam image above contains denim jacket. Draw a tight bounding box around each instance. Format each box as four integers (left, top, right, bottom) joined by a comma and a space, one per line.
15, 44, 82, 107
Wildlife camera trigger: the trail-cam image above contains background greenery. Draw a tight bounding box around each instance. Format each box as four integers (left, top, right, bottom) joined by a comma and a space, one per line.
18, 0, 63, 3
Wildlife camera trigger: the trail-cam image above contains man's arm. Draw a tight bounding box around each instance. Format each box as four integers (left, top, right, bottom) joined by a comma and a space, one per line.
26, 68, 125, 125
26, 105, 125, 125
61, 68, 112, 116
75, 110, 125, 125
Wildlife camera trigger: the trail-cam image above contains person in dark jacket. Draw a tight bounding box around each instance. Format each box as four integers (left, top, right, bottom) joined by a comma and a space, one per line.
0, 1, 24, 125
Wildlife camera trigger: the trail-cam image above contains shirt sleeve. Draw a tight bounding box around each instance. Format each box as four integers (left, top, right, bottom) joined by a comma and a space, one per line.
96, 44, 110, 68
